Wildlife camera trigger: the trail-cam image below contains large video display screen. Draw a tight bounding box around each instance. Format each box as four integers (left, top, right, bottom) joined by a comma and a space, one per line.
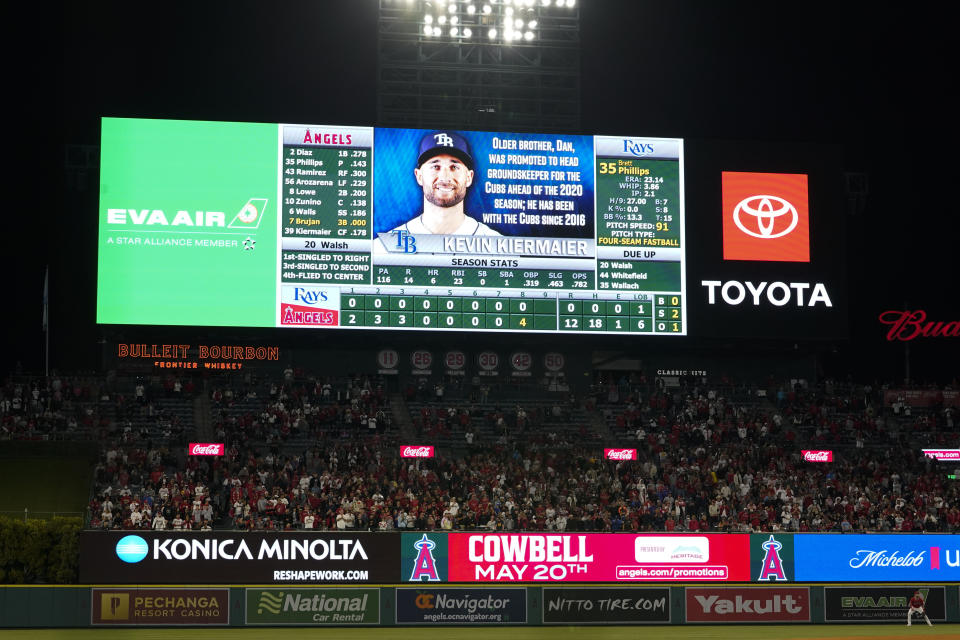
97, 118, 686, 335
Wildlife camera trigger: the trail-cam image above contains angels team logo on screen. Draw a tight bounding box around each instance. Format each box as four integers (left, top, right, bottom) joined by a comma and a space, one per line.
722, 172, 809, 262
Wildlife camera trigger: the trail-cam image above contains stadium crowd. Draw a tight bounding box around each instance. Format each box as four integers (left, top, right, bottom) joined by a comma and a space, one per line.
68, 370, 960, 534
0, 373, 194, 442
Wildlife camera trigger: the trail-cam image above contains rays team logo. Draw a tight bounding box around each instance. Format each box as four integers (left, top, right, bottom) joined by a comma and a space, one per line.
751, 533, 794, 582
721, 172, 809, 262
403, 533, 447, 582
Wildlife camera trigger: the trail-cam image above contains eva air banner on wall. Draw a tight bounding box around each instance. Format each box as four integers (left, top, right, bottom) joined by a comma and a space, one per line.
97, 118, 278, 327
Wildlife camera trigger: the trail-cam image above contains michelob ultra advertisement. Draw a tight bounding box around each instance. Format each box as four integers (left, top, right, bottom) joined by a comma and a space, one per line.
98, 118, 687, 336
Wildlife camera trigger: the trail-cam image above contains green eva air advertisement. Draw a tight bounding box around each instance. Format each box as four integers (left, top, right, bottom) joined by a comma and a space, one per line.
97, 118, 278, 326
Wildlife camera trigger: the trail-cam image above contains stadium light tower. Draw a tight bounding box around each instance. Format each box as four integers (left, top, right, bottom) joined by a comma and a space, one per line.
377, 0, 580, 132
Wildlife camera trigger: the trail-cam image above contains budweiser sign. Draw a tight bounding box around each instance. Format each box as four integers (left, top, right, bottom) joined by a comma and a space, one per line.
400, 445, 435, 458
604, 448, 638, 461
878, 310, 960, 341
188, 443, 224, 456
801, 450, 833, 462
922, 449, 960, 461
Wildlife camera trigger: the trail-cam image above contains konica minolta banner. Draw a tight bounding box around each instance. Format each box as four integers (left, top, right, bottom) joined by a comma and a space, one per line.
80, 531, 399, 583
794, 534, 960, 582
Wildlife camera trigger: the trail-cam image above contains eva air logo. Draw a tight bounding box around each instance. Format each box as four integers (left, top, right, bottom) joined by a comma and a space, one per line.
256, 591, 282, 614
229, 198, 268, 229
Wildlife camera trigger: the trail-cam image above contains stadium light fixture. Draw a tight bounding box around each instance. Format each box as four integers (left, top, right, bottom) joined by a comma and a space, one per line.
413, 0, 556, 44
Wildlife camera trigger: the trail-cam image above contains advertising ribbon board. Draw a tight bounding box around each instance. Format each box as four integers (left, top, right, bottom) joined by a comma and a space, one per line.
91, 588, 229, 625
794, 534, 960, 582
81, 531, 399, 584
443, 533, 750, 582
824, 586, 946, 623
685, 587, 810, 623
245, 588, 379, 625
396, 587, 527, 625
542, 587, 670, 624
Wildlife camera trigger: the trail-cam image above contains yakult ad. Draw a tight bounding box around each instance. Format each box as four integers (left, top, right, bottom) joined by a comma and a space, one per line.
447, 533, 750, 582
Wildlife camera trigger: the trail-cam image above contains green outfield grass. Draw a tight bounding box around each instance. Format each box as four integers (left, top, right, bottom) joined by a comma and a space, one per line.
1, 626, 957, 640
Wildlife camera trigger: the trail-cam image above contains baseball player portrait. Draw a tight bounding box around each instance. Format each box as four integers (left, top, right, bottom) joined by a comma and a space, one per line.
389, 130, 501, 237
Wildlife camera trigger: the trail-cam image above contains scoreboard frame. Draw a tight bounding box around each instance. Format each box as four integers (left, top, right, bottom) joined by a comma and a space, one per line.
97, 118, 687, 336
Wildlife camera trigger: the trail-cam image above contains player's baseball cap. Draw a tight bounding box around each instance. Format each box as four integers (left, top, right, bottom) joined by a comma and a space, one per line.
417, 131, 474, 170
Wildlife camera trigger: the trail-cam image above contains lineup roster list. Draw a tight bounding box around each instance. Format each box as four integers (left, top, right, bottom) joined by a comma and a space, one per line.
279, 125, 373, 285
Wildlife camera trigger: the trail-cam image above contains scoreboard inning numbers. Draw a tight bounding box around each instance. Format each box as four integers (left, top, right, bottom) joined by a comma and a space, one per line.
97, 119, 686, 335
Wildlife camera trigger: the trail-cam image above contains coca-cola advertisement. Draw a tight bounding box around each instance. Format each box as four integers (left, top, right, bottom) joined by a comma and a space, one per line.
800, 450, 833, 462
188, 443, 224, 456
604, 448, 638, 461
400, 445, 435, 458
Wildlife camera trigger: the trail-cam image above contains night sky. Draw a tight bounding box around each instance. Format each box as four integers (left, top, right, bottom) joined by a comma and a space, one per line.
6, 1, 957, 380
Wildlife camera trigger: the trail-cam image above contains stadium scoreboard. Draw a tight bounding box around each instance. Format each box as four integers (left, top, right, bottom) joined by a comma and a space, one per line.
97, 118, 685, 334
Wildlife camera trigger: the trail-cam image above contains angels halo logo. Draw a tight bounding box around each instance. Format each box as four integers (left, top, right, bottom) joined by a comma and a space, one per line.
721, 172, 809, 262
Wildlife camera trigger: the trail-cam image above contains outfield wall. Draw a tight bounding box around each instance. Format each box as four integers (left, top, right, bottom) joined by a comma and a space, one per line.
80, 531, 960, 584
5, 532, 959, 627
2, 585, 959, 627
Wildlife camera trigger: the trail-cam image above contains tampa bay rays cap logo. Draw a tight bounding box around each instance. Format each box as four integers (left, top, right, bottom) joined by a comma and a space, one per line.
410, 534, 441, 582
417, 131, 474, 170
